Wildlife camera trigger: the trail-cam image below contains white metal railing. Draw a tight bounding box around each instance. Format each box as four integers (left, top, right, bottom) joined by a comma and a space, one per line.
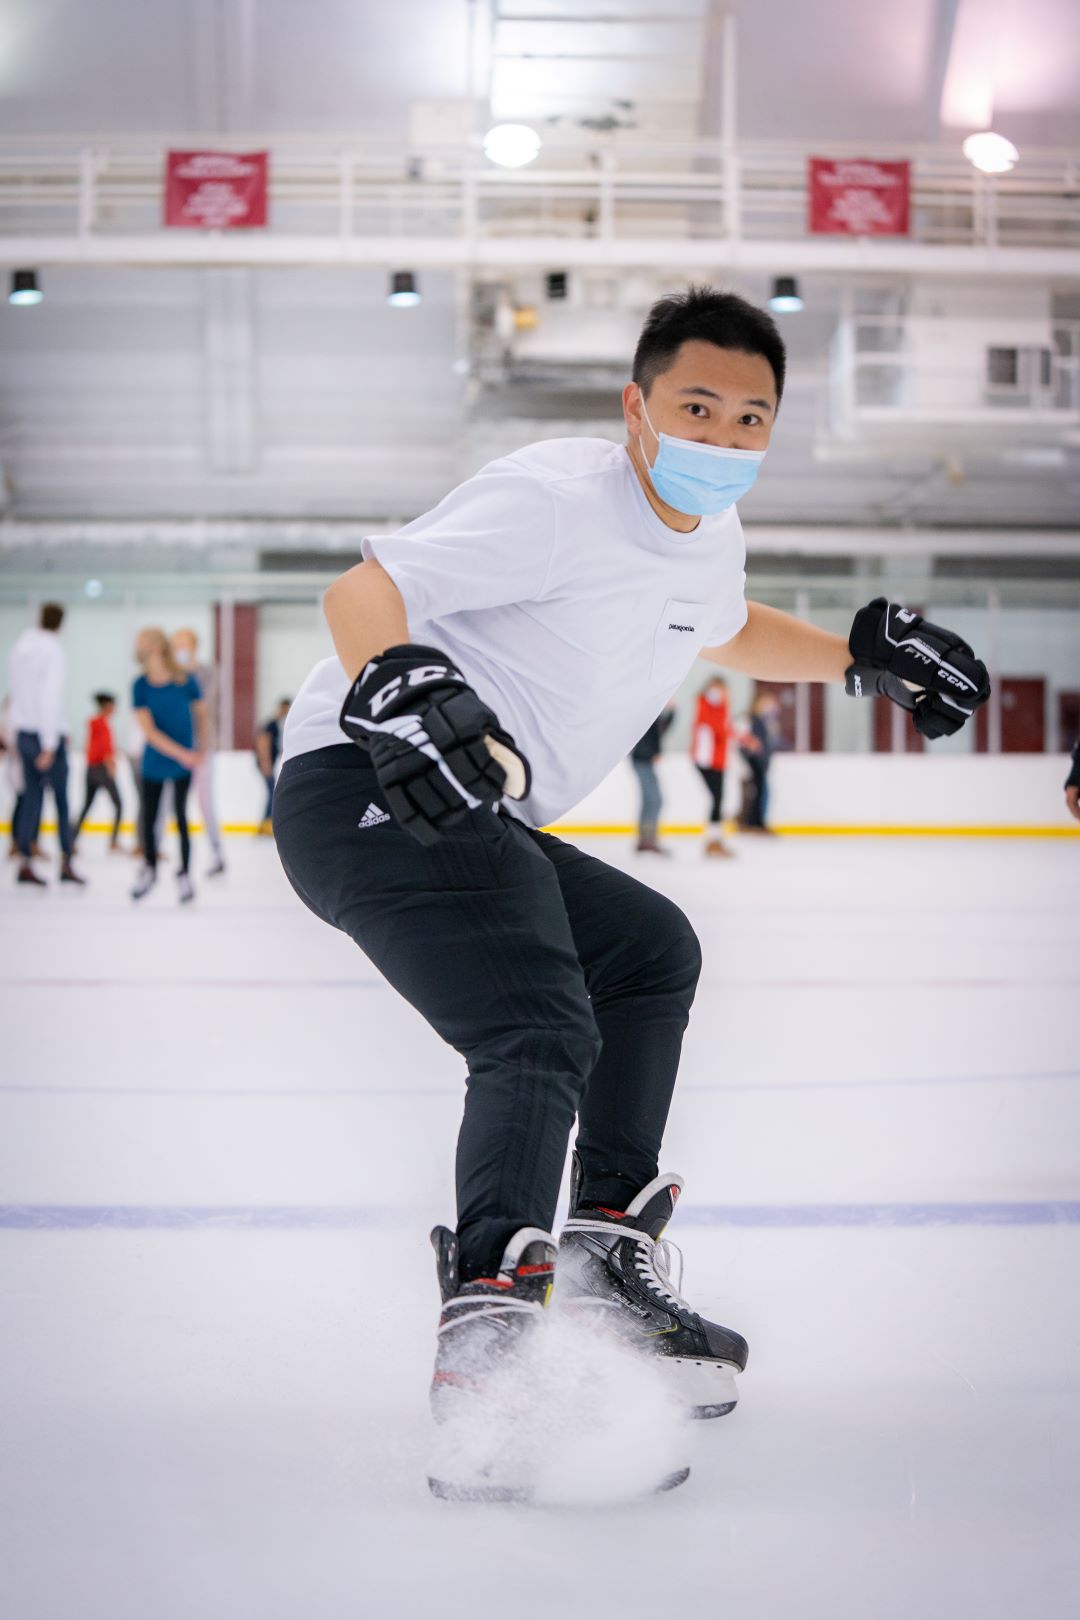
0, 134, 1078, 251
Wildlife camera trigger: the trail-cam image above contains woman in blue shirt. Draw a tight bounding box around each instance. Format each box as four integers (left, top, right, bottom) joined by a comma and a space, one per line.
131, 627, 207, 903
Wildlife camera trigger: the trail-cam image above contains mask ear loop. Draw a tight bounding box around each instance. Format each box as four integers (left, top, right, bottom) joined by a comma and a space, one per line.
638, 391, 660, 459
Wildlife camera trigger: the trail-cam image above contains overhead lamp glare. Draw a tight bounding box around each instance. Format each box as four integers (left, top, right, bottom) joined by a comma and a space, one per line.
962, 131, 1019, 174
388, 270, 421, 308
9, 269, 43, 306
768, 276, 804, 314
483, 123, 542, 169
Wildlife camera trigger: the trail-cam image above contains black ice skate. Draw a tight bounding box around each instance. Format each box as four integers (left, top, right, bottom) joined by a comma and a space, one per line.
427, 1222, 556, 1502
555, 1155, 748, 1419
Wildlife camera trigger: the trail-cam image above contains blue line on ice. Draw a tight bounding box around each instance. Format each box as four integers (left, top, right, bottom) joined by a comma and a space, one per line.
1, 1202, 1079, 1230
0, 1069, 1077, 1098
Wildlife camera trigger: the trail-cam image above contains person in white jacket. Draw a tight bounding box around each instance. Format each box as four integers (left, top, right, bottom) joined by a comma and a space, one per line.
8, 602, 84, 886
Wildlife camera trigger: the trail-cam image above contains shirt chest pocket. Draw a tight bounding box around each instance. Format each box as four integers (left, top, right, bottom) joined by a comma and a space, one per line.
650, 599, 710, 684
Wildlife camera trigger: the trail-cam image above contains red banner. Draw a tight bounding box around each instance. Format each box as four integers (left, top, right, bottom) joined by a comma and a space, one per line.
164, 151, 269, 229
808, 158, 910, 236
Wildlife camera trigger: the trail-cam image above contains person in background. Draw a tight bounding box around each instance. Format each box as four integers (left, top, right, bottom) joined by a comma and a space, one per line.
692, 673, 737, 858
2, 694, 29, 862
131, 628, 206, 904
8, 602, 85, 888
629, 702, 676, 855
171, 627, 226, 878
255, 699, 291, 834
1065, 742, 1080, 823
73, 692, 124, 852
741, 689, 782, 834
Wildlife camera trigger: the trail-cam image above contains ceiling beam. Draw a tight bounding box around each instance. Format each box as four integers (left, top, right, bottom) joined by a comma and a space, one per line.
1, 234, 1076, 278
923, 0, 963, 139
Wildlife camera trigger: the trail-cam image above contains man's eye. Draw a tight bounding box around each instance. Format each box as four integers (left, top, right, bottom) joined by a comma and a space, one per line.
686, 403, 707, 417
740, 414, 761, 427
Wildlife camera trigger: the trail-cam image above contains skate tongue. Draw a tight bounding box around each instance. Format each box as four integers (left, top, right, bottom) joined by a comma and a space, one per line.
622, 1173, 684, 1241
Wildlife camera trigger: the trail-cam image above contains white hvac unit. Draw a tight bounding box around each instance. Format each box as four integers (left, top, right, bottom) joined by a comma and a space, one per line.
825, 281, 1080, 456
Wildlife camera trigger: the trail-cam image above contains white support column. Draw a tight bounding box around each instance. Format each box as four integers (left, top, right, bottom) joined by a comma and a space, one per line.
77, 148, 96, 238
203, 268, 256, 475
337, 151, 354, 240
794, 588, 811, 752
218, 596, 235, 752
598, 149, 616, 241
721, 11, 741, 242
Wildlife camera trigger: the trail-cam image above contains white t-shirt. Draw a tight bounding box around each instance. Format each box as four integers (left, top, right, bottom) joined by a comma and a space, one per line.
283, 438, 748, 827
8, 627, 67, 753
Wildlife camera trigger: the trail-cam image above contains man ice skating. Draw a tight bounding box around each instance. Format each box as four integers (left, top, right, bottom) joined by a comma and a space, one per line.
273, 287, 991, 1495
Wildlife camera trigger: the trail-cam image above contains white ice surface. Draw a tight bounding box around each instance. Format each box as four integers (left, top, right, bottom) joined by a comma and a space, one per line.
1, 831, 1079, 1619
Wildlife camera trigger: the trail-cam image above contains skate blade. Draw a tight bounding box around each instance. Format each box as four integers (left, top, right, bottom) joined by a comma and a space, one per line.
659, 1356, 740, 1419
428, 1476, 532, 1504
429, 1466, 690, 1504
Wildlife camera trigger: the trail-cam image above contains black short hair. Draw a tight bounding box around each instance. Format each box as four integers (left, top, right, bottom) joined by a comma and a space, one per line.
93, 691, 115, 709
633, 285, 786, 406
40, 602, 65, 631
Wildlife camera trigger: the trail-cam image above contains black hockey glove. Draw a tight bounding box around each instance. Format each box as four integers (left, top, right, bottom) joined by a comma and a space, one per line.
339, 643, 531, 845
844, 598, 991, 740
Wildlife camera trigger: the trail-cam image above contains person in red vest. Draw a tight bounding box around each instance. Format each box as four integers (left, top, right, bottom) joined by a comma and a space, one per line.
692, 673, 738, 857
74, 691, 124, 852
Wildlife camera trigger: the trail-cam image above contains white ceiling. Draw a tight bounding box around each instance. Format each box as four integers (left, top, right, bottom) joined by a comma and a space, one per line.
0, 0, 1076, 144
0, 0, 1077, 531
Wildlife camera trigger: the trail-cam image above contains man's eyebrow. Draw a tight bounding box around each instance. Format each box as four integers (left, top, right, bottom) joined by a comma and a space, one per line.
676, 387, 774, 413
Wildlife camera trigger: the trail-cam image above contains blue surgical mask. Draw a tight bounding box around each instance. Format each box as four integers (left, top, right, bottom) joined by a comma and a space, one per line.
640, 397, 766, 515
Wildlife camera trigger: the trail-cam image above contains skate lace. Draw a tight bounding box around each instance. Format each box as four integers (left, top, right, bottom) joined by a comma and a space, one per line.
563, 1217, 690, 1312
436, 1296, 541, 1336
635, 1234, 688, 1311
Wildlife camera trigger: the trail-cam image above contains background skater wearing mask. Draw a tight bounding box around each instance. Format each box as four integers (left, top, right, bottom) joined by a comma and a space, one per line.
272, 287, 991, 1498
692, 673, 739, 858
171, 628, 226, 878
131, 628, 207, 904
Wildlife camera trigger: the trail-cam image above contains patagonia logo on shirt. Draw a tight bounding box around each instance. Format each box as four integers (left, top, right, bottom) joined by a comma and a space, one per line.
668, 621, 696, 633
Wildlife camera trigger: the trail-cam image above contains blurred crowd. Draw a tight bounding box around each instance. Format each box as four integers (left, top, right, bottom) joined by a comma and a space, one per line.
3, 602, 290, 900
6, 602, 1078, 897
629, 675, 783, 860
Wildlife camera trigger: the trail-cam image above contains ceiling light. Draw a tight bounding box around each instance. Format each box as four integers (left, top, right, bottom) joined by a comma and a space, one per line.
483, 124, 542, 169
9, 269, 43, 306
768, 276, 804, 314
962, 132, 1019, 174
85, 579, 104, 599
388, 271, 421, 308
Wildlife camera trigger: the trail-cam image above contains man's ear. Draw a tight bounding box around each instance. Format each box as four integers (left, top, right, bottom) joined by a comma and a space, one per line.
622, 380, 644, 438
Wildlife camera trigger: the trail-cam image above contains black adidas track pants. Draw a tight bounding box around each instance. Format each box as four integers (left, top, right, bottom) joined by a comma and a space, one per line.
274, 744, 702, 1278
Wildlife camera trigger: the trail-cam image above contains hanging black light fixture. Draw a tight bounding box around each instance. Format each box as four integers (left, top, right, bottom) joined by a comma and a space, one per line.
768, 276, 803, 313
9, 269, 43, 306
388, 271, 421, 307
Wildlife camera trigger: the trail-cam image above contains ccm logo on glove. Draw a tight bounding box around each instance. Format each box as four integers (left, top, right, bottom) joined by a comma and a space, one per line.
844, 598, 991, 740
366, 661, 464, 719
